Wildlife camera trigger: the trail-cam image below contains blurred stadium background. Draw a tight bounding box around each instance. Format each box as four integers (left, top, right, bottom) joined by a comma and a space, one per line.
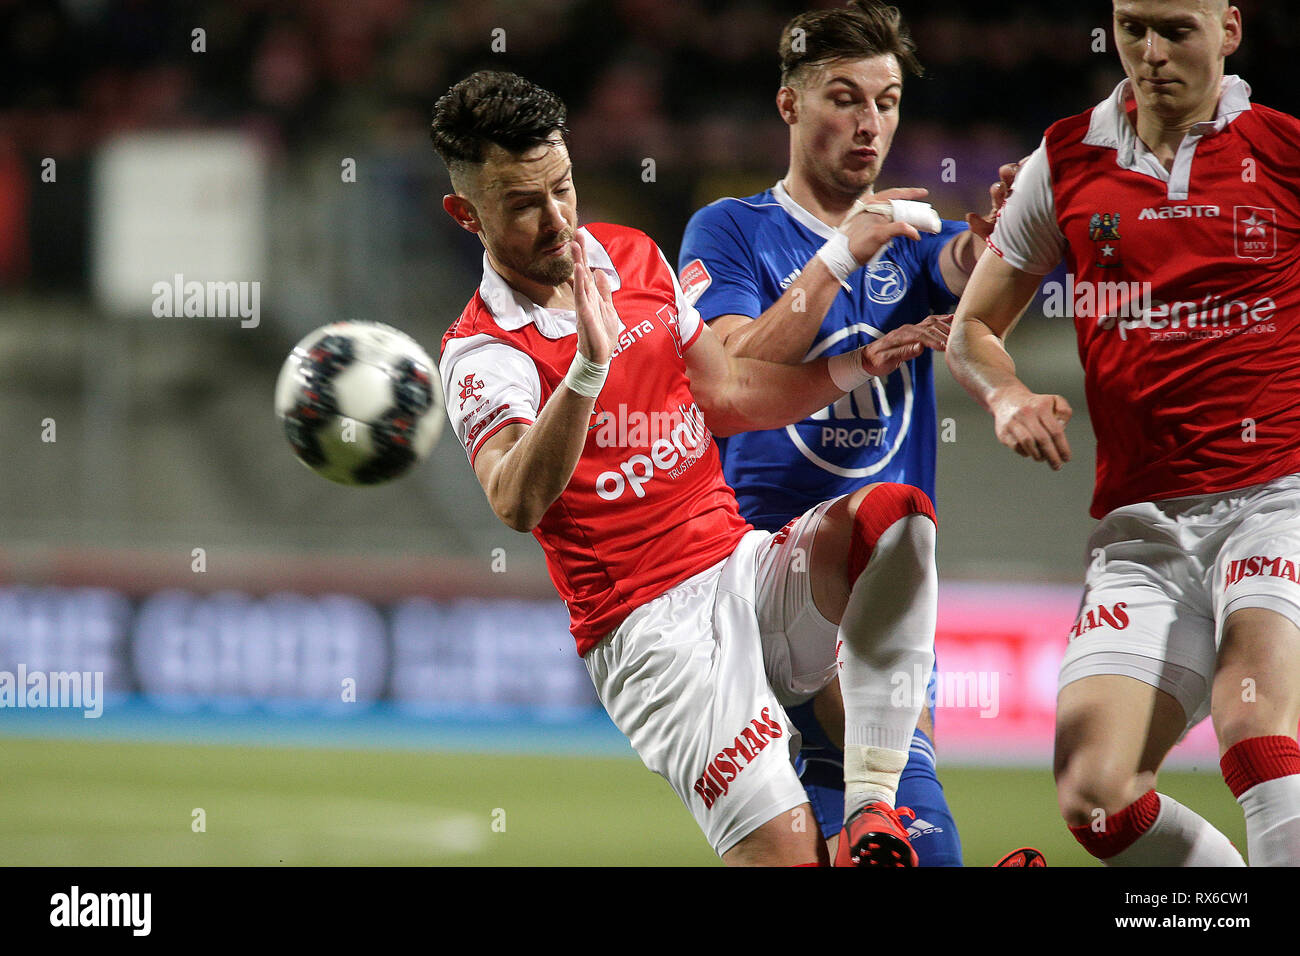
2, 0, 1296, 866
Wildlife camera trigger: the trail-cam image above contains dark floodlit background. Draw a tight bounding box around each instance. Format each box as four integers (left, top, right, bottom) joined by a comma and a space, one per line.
1, 0, 1295, 865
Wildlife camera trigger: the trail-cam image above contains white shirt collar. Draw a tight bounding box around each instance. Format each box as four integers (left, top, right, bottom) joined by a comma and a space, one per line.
1083, 74, 1253, 166
772, 180, 840, 240
477, 226, 621, 338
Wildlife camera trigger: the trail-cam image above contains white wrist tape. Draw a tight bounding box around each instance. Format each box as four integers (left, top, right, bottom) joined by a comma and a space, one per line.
828, 349, 872, 393
563, 351, 609, 398
858, 198, 942, 233
816, 231, 859, 290
857, 199, 943, 267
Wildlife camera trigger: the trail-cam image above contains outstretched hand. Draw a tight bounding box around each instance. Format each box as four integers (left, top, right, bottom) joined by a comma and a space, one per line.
570, 239, 622, 364
857, 314, 951, 378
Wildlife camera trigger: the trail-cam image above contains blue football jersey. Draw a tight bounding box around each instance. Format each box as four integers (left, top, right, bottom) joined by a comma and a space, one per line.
678, 182, 964, 531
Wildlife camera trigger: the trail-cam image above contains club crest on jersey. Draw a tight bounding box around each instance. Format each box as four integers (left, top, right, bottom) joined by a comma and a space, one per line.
656, 305, 682, 358
865, 261, 907, 304
787, 324, 915, 480
1089, 212, 1123, 269
457, 373, 485, 409
678, 259, 711, 306
1235, 206, 1276, 261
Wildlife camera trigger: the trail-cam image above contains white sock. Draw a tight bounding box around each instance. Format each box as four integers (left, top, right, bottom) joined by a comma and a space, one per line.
839, 516, 936, 819
1107, 793, 1245, 866
1238, 774, 1300, 866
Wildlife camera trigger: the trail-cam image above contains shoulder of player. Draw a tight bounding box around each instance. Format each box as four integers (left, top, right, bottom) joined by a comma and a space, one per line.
685, 191, 778, 231
583, 221, 649, 247
583, 221, 672, 267
439, 292, 497, 355
1042, 106, 1098, 153
1237, 102, 1300, 142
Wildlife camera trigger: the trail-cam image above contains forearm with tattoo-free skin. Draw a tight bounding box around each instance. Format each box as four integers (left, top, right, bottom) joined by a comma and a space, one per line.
946, 251, 1073, 470
715, 254, 846, 363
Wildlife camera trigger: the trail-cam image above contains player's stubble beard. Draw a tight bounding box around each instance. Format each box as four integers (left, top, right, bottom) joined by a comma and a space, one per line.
524, 229, 577, 286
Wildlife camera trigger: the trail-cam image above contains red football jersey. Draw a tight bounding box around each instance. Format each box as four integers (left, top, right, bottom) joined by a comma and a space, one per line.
990, 77, 1300, 518
440, 223, 751, 654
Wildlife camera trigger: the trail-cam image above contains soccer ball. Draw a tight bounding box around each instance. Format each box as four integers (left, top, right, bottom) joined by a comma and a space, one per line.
274, 321, 443, 485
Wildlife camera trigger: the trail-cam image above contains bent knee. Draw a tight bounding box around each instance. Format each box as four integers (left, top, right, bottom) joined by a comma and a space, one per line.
845, 483, 936, 581
1055, 754, 1153, 828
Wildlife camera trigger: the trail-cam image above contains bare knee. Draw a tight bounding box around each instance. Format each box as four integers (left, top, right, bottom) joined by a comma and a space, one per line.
1055, 747, 1156, 828
722, 805, 825, 866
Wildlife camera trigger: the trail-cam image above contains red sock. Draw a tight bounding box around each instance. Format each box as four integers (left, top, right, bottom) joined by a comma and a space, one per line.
847, 483, 936, 583
1068, 789, 1160, 859
1220, 735, 1300, 798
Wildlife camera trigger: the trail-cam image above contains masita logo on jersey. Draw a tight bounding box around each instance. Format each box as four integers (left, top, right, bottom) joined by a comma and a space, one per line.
1138, 204, 1221, 220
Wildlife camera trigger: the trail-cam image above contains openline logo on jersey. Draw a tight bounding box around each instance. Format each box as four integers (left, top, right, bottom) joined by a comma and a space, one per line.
594, 402, 710, 500
50, 886, 151, 936
1042, 274, 1278, 341
0, 665, 103, 717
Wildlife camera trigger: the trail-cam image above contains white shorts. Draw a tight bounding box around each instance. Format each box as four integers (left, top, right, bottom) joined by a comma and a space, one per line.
584, 500, 841, 856
1059, 472, 1300, 731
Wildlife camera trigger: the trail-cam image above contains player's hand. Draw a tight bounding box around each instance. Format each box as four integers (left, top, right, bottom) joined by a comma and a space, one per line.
570, 239, 621, 364
840, 187, 928, 265
856, 314, 951, 378
966, 156, 1031, 240
990, 386, 1072, 470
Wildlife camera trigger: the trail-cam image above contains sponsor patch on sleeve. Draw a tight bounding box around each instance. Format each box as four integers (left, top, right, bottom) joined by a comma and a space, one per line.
678, 259, 712, 306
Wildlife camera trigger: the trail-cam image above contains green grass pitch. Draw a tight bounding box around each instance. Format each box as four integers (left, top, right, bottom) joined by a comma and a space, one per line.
0, 736, 1247, 866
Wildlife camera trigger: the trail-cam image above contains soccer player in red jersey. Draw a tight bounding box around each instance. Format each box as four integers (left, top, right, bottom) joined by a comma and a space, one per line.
435, 70, 945, 865
948, 0, 1300, 865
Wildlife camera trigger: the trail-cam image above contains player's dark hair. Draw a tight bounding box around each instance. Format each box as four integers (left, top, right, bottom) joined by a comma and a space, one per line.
779, 0, 923, 88
430, 70, 569, 184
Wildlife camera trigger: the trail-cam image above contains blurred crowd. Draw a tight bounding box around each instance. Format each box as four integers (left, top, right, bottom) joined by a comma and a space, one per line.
2, 0, 1296, 288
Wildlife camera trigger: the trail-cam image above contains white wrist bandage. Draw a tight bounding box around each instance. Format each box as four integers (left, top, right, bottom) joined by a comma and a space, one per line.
816, 231, 859, 290
563, 351, 609, 398
828, 350, 872, 393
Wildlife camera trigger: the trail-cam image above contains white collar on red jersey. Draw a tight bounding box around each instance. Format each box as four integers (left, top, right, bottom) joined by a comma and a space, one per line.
1081, 73, 1253, 167
476, 227, 622, 338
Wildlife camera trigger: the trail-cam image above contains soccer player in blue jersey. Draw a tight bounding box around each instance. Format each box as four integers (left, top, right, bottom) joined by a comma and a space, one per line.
678, 0, 1034, 866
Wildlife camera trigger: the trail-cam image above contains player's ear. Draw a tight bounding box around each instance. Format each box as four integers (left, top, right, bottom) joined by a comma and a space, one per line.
1220, 6, 1242, 57
776, 86, 798, 126
444, 193, 481, 235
